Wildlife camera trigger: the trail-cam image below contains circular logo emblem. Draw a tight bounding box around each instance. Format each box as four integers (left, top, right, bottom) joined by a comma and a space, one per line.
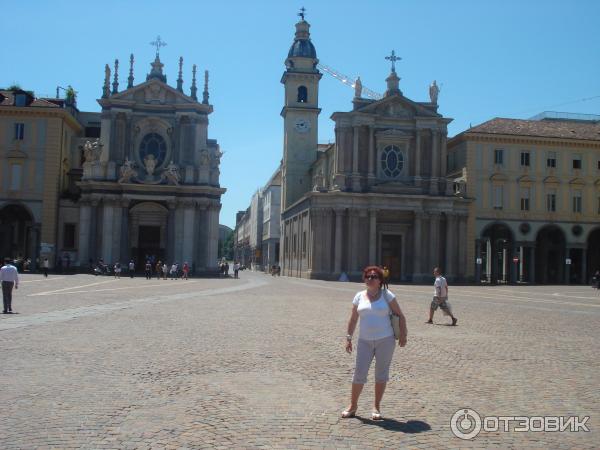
450, 408, 482, 440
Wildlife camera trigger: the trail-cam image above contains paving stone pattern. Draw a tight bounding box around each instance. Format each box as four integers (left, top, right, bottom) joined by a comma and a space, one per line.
1, 273, 598, 449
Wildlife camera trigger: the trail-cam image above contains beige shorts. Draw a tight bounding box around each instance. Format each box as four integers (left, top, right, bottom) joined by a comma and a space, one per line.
352, 335, 396, 384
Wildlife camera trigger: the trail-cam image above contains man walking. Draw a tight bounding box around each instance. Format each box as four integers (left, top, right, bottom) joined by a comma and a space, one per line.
42, 257, 49, 277
129, 260, 135, 278
1, 257, 19, 314
426, 267, 457, 326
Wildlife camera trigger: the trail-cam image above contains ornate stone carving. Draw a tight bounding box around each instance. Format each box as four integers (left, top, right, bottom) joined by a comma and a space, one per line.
429, 80, 439, 104
81, 139, 103, 162
118, 158, 138, 183
143, 154, 157, 176
163, 160, 181, 185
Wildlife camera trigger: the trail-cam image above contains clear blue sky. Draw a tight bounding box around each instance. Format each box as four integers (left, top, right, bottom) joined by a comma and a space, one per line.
3, 0, 599, 228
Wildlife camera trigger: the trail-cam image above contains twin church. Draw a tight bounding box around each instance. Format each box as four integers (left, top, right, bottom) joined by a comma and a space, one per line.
278, 15, 470, 281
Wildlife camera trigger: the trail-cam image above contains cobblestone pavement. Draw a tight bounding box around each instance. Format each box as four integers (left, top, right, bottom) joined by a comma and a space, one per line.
1, 272, 598, 449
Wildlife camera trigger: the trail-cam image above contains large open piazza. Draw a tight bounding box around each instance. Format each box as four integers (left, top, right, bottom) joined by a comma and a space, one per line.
1, 272, 598, 449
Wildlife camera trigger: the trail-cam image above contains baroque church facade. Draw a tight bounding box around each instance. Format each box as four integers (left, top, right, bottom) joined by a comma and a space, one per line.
69, 49, 224, 272
280, 16, 471, 281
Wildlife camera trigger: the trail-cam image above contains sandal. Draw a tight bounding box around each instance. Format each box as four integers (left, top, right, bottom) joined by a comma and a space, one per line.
341, 408, 357, 418
371, 410, 382, 420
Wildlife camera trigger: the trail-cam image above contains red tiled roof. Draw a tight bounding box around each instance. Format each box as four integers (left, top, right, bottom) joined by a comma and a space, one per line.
467, 118, 600, 141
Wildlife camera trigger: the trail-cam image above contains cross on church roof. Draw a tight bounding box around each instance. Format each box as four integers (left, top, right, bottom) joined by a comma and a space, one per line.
385, 50, 401, 73
298, 6, 306, 21
150, 35, 167, 57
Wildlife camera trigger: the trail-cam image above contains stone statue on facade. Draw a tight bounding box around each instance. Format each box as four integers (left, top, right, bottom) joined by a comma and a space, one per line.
81, 140, 103, 163
429, 80, 440, 104
118, 157, 138, 183
210, 149, 223, 169
354, 76, 362, 98
163, 160, 180, 185
313, 170, 325, 191
143, 154, 157, 176
200, 149, 210, 166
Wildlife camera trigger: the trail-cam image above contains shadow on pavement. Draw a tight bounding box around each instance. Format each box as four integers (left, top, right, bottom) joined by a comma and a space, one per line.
356, 417, 431, 433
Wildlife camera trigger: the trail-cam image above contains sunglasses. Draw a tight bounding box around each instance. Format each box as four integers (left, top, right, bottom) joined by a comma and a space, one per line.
365, 274, 379, 281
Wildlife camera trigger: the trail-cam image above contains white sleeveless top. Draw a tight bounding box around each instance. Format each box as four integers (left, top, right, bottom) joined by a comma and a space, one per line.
352, 288, 396, 340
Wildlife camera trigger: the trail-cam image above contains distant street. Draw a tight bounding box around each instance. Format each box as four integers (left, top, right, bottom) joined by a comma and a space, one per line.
1, 272, 598, 449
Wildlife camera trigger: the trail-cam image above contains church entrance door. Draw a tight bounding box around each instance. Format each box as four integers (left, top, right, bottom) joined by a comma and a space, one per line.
138, 226, 163, 267
129, 202, 168, 269
381, 234, 402, 280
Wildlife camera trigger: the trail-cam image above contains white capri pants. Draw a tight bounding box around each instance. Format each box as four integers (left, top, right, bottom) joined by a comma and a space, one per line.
352, 335, 396, 384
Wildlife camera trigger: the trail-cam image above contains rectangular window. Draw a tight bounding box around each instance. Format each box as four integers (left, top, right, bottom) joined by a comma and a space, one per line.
520, 151, 530, 167
573, 191, 582, 213
547, 151, 557, 168
494, 149, 504, 165
63, 224, 76, 249
15, 94, 26, 107
598, 197, 600, 214
573, 155, 582, 170
493, 185, 503, 209
520, 188, 530, 211
546, 191, 556, 212
14, 123, 24, 140
9, 164, 22, 190
597, 160, 600, 171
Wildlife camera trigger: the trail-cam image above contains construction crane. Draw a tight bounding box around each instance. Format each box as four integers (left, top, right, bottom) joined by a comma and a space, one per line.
317, 63, 383, 100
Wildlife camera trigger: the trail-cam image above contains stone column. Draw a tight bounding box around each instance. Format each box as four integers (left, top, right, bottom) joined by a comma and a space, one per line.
415, 130, 422, 187
349, 208, 360, 274
167, 201, 176, 263
445, 212, 456, 280
369, 208, 377, 265
333, 127, 345, 189
429, 212, 441, 269
457, 215, 467, 281
182, 201, 196, 265
78, 201, 91, 267
367, 127, 375, 185
120, 201, 129, 264
351, 126, 361, 191
413, 211, 423, 281
102, 200, 114, 263
207, 203, 221, 270
430, 130, 439, 195
334, 208, 344, 274
440, 130, 448, 182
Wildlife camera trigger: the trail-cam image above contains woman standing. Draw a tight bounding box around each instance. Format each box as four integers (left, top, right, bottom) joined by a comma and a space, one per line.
342, 266, 407, 420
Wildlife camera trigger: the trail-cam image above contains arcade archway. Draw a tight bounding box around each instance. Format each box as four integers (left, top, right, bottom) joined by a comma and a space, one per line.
481, 223, 514, 284
587, 228, 600, 284
0, 204, 35, 265
535, 226, 566, 284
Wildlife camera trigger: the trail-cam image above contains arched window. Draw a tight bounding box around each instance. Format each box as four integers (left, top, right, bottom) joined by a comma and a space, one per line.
297, 86, 308, 103
381, 145, 404, 178
139, 133, 167, 167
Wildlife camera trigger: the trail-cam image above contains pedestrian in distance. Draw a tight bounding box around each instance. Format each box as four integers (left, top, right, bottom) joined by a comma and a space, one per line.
155, 261, 162, 280
145, 260, 152, 280
182, 262, 189, 280
42, 257, 49, 277
426, 267, 458, 326
114, 262, 121, 279
129, 260, 135, 278
342, 266, 407, 420
1, 257, 19, 314
233, 261, 240, 279
170, 263, 177, 280
162, 262, 168, 280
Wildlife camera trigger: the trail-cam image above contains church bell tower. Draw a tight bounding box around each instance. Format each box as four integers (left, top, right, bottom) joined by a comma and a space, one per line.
281, 9, 322, 209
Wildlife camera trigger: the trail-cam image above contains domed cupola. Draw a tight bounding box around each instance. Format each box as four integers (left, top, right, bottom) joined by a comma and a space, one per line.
287, 20, 317, 59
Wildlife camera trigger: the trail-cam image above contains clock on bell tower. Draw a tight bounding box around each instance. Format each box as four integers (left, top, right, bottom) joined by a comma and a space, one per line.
281, 10, 322, 210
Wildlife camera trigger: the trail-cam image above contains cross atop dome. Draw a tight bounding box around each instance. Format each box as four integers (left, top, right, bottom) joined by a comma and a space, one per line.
150, 35, 167, 57
385, 50, 401, 73
298, 6, 306, 21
